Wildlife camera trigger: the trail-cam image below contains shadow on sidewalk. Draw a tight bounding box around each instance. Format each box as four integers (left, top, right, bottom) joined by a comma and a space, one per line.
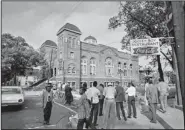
140, 104, 173, 129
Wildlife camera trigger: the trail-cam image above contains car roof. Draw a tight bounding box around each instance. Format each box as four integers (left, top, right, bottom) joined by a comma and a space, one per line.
2, 86, 22, 89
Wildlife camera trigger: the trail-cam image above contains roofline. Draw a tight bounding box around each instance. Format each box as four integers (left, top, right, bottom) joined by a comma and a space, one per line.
40, 44, 58, 49
81, 41, 97, 46
2, 86, 21, 88
84, 37, 97, 42
57, 28, 82, 36
81, 49, 99, 53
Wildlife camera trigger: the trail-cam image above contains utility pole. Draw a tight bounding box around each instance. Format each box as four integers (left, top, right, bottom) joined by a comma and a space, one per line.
79, 40, 82, 88
62, 60, 65, 83
48, 49, 53, 83
118, 69, 122, 87
171, 1, 184, 117
165, 1, 184, 106
172, 44, 182, 105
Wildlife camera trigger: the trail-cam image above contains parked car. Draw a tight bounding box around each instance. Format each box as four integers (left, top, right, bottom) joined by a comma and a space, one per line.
2, 86, 25, 108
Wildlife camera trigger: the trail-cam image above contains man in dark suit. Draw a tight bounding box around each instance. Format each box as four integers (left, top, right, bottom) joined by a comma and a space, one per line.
146, 79, 159, 123
115, 81, 127, 121
42, 83, 54, 125
65, 84, 73, 105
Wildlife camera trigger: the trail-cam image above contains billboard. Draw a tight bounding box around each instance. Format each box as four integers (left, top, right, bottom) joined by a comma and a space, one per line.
130, 38, 160, 55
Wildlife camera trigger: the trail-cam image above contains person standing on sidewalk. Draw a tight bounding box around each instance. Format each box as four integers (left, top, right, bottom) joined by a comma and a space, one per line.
126, 82, 137, 118
77, 83, 95, 129
65, 84, 73, 105
115, 81, 127, 121
97, 84, 105, 116
146, 79, 159, 123
101, 82, 116, 129
158, 78, 169, 113
88, 81, 100, 127
144, 79, 149, 106
42, 83, 54, 125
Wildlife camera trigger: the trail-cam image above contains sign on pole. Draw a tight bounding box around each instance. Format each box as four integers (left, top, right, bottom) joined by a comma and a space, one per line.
130, 38, 160, 55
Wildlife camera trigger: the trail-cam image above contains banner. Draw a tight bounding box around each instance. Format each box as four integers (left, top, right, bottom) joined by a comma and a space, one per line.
130, 38, 160, 55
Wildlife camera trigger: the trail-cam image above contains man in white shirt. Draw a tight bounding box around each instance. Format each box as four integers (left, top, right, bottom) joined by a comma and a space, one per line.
88, 81, 100, 127
101, 82, 116, 129
85, 86, 93, 104
125, 82, 137, 118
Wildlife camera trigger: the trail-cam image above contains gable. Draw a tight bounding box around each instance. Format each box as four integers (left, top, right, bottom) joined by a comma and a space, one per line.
100, 47, 118, 56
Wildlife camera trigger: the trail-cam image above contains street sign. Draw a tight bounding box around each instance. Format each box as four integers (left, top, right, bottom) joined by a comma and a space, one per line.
130, 38, 160, 56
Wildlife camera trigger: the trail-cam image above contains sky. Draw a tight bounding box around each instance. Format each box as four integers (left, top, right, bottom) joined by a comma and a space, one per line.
2, 1, 125, 50
2, 1, 172, 70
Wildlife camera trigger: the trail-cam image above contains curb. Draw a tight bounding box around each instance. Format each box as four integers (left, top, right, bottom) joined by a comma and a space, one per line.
141, 104, 173, 129
175, 105, 183, 111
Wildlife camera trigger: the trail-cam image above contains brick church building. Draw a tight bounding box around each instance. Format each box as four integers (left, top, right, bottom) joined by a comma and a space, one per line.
40, 23, 139, 89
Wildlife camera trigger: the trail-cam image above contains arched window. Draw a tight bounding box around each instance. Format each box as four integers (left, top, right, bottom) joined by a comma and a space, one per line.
68, 37, 72, 43
59, 52, 62, 59
54, 68, 56, 76
118, 62, 121, 72
72, 38, 75, 48
105, 58, 114, 76
123, 63, 127, 76
81, 57, 87, 75
60, 37, 63, 49
68, 64, 75, 74
90, 58, 96, 75
130, 64, 133, 76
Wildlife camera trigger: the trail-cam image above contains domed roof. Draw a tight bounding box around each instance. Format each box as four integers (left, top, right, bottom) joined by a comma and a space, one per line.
57, 23, 82, 36
41, 40, 57, 47
84, 35, 97, 41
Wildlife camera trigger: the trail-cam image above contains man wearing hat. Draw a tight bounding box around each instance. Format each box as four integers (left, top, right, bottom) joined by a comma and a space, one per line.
42, 83, 54, 125
101, 82, 116, 129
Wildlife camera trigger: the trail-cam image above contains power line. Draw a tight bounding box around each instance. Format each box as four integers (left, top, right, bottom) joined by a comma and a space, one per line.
63, 0, 84, 20
61, 1, 123, 49
99, 41, 121, 46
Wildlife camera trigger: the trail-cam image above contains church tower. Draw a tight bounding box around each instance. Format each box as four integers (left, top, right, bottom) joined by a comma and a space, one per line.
56, 23, 81, 87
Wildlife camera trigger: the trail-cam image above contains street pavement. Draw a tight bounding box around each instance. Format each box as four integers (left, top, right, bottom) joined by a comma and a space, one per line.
2, 91, 74, 129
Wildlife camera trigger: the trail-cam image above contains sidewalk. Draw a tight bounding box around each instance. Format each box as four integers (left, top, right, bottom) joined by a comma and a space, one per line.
138, 95, 184, 129
156, 106, 184, 129
96, 106, 164, 129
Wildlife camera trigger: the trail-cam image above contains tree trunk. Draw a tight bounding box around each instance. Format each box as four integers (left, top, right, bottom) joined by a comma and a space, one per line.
172, 47, 182, 105
14, 73, 17, 86
157, 55, 164, 81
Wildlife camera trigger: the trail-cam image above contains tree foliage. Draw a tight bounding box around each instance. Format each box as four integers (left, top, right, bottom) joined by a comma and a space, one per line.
1, 33, 46, 85
165, 71, 176, 84
108, 1, 172, 81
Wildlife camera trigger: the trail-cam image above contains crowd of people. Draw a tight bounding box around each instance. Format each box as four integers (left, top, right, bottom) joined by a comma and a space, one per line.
41, 77, 169, 129
76, 81, 137, 129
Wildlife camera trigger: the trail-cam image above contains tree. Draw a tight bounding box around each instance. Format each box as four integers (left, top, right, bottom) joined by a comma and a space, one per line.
1, 33, 46, 85
39, 62, 50, 80
108, 1, 173, 81
165, 71, 176, 84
